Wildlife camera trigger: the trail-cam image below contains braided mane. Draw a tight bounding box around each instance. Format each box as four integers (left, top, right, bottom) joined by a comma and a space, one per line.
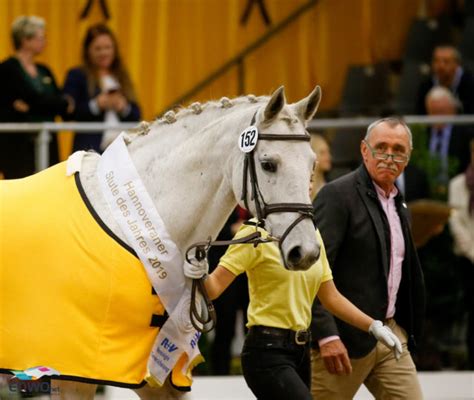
128, 94, 268, 140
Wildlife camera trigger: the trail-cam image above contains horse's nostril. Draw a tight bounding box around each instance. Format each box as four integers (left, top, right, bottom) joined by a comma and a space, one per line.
288, 246, 303, 265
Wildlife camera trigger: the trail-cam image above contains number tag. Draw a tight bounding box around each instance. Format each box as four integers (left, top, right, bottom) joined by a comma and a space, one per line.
238, 126, 259, 153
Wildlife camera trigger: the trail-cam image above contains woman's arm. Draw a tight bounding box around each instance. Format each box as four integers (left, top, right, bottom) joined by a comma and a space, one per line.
317, 280, 373, 333
63, 68, 103, 121
318, 280, 403, 360
317, 279, 402, 359
204, 266, 237, 300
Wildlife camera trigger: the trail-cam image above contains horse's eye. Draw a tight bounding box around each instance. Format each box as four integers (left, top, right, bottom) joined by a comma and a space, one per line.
261, 161, 277, 173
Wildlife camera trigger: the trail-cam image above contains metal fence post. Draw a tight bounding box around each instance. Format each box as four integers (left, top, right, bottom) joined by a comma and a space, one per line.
35, 127, 51, 172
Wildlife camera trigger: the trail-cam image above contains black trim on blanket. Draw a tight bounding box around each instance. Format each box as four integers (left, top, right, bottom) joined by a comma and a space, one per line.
74, 172, 137, 258
170, 371, 192, 392
0, 369, 147, 389
150, 313, 169, 328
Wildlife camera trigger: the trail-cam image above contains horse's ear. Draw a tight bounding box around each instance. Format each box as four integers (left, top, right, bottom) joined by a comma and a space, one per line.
263, 86, 286, 122
292, 85, 322, 122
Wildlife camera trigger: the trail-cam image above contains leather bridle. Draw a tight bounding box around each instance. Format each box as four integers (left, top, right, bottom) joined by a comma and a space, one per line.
187, 110, 315, 333
241, 111, 315, 265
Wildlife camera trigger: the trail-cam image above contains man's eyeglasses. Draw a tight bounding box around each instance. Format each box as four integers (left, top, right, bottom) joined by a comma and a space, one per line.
363, 140, 409, 164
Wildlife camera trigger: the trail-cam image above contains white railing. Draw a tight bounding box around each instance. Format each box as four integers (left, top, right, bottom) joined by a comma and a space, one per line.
0, 122, 137, 172
1, 115, 474, 172
308, 114, 474, 129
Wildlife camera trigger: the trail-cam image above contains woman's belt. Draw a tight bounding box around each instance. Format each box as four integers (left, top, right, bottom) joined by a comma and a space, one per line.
247, 325, 311, 346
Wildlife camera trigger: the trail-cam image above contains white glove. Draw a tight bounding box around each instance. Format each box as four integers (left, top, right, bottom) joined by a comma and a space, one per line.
183, 257, 209, 279
369, 320, 403, 360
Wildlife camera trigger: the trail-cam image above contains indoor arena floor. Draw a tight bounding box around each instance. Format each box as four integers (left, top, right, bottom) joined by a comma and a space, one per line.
102, 372, 474, 399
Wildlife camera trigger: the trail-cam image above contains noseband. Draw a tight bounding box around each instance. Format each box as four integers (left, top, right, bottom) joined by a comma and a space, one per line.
241, 112, 314, 268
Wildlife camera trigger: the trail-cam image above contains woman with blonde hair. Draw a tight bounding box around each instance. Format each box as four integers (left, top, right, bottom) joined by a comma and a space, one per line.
63, 23, 141, 153
0, 15, 73, 178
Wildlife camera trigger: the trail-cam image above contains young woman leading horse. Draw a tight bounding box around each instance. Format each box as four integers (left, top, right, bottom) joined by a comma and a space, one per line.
1, 86, 322, 399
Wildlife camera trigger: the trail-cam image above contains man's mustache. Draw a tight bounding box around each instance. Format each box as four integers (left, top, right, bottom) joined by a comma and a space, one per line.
377, 163, 398, 172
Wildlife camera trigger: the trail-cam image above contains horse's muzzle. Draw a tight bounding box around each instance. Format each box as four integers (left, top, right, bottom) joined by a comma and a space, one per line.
285, 245, 320, 271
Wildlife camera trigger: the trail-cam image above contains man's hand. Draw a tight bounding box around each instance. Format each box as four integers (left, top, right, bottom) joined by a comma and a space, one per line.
369, 320, 403, 360
183, 257, 209, 280
320, 339, 352, 375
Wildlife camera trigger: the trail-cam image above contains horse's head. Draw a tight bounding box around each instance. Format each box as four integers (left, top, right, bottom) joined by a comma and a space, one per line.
232, 85, 322, 271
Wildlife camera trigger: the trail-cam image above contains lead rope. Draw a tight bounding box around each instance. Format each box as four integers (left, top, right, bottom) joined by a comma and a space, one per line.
186, 231, 277, 333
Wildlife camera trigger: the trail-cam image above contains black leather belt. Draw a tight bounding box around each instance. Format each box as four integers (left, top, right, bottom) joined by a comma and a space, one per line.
248, 325, 311, 346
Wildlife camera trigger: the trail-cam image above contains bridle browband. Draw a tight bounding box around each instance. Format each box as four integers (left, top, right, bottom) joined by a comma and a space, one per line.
187, 109, 315, 333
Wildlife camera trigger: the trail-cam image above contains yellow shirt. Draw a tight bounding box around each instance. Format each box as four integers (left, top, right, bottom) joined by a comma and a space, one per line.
219, 222, 332, 331
0, 162, 190, 388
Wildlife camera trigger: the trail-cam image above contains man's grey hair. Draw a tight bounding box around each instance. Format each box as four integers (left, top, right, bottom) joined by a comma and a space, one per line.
425, 85, 460, 109
365, 117, 413, 149
434, 44, 462, 64
11, 16, 45, 50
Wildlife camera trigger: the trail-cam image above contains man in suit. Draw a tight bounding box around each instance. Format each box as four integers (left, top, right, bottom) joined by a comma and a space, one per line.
416, 45, 474, 115
311, 117, 426, 399
425, 86, 474, 189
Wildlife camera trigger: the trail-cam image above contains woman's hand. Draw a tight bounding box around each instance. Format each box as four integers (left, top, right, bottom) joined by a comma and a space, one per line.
96, 92, 111, 110
64, 95, 75, 115
109, 92, 128, 113
369, 320, 403, 360
184, 258, 209, 280
13, 99, 29, 113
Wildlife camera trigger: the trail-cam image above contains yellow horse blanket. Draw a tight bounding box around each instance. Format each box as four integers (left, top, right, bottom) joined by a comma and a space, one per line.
0, 162, 189, 388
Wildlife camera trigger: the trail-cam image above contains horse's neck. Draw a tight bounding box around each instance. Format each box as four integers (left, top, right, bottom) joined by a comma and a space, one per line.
79, 107, 256, 251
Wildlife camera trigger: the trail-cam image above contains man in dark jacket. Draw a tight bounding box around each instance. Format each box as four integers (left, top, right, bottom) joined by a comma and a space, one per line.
416, 45, 474, 115
311, 117, 426, 399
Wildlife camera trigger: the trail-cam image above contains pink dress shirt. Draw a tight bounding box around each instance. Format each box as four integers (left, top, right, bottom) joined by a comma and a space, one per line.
373, 182, 405, 319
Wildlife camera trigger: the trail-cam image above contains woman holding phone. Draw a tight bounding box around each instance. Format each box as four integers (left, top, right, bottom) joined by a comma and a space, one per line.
63, 23, 141, 153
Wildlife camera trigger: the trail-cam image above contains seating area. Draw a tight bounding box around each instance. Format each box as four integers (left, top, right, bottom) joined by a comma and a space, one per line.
325, 10, 474, 178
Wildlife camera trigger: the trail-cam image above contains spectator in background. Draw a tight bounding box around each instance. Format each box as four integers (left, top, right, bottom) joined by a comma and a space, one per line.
416, 45, 474, 115
412, 86, 473, 370
310, 134, 332, 200
425, 86, 474, 192
311, 117, 425, 399
0, 15, 73, 179
63, 23, 140, 153
448, 138, 474, 369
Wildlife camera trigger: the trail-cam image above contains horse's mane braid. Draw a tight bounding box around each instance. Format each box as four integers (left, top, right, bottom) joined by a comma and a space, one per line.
129, 94, 267, 138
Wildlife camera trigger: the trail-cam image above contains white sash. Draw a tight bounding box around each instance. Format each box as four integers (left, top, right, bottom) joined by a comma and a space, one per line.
91, 133, 202, 386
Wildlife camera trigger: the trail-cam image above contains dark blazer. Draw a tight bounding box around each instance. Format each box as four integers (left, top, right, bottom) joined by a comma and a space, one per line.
415, 69, 474, 115
0, 57, 69, 122
63, 67, 141, 152
311, 165, 426, 358
403, 164, 430, 202
0, 57, 68, 178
